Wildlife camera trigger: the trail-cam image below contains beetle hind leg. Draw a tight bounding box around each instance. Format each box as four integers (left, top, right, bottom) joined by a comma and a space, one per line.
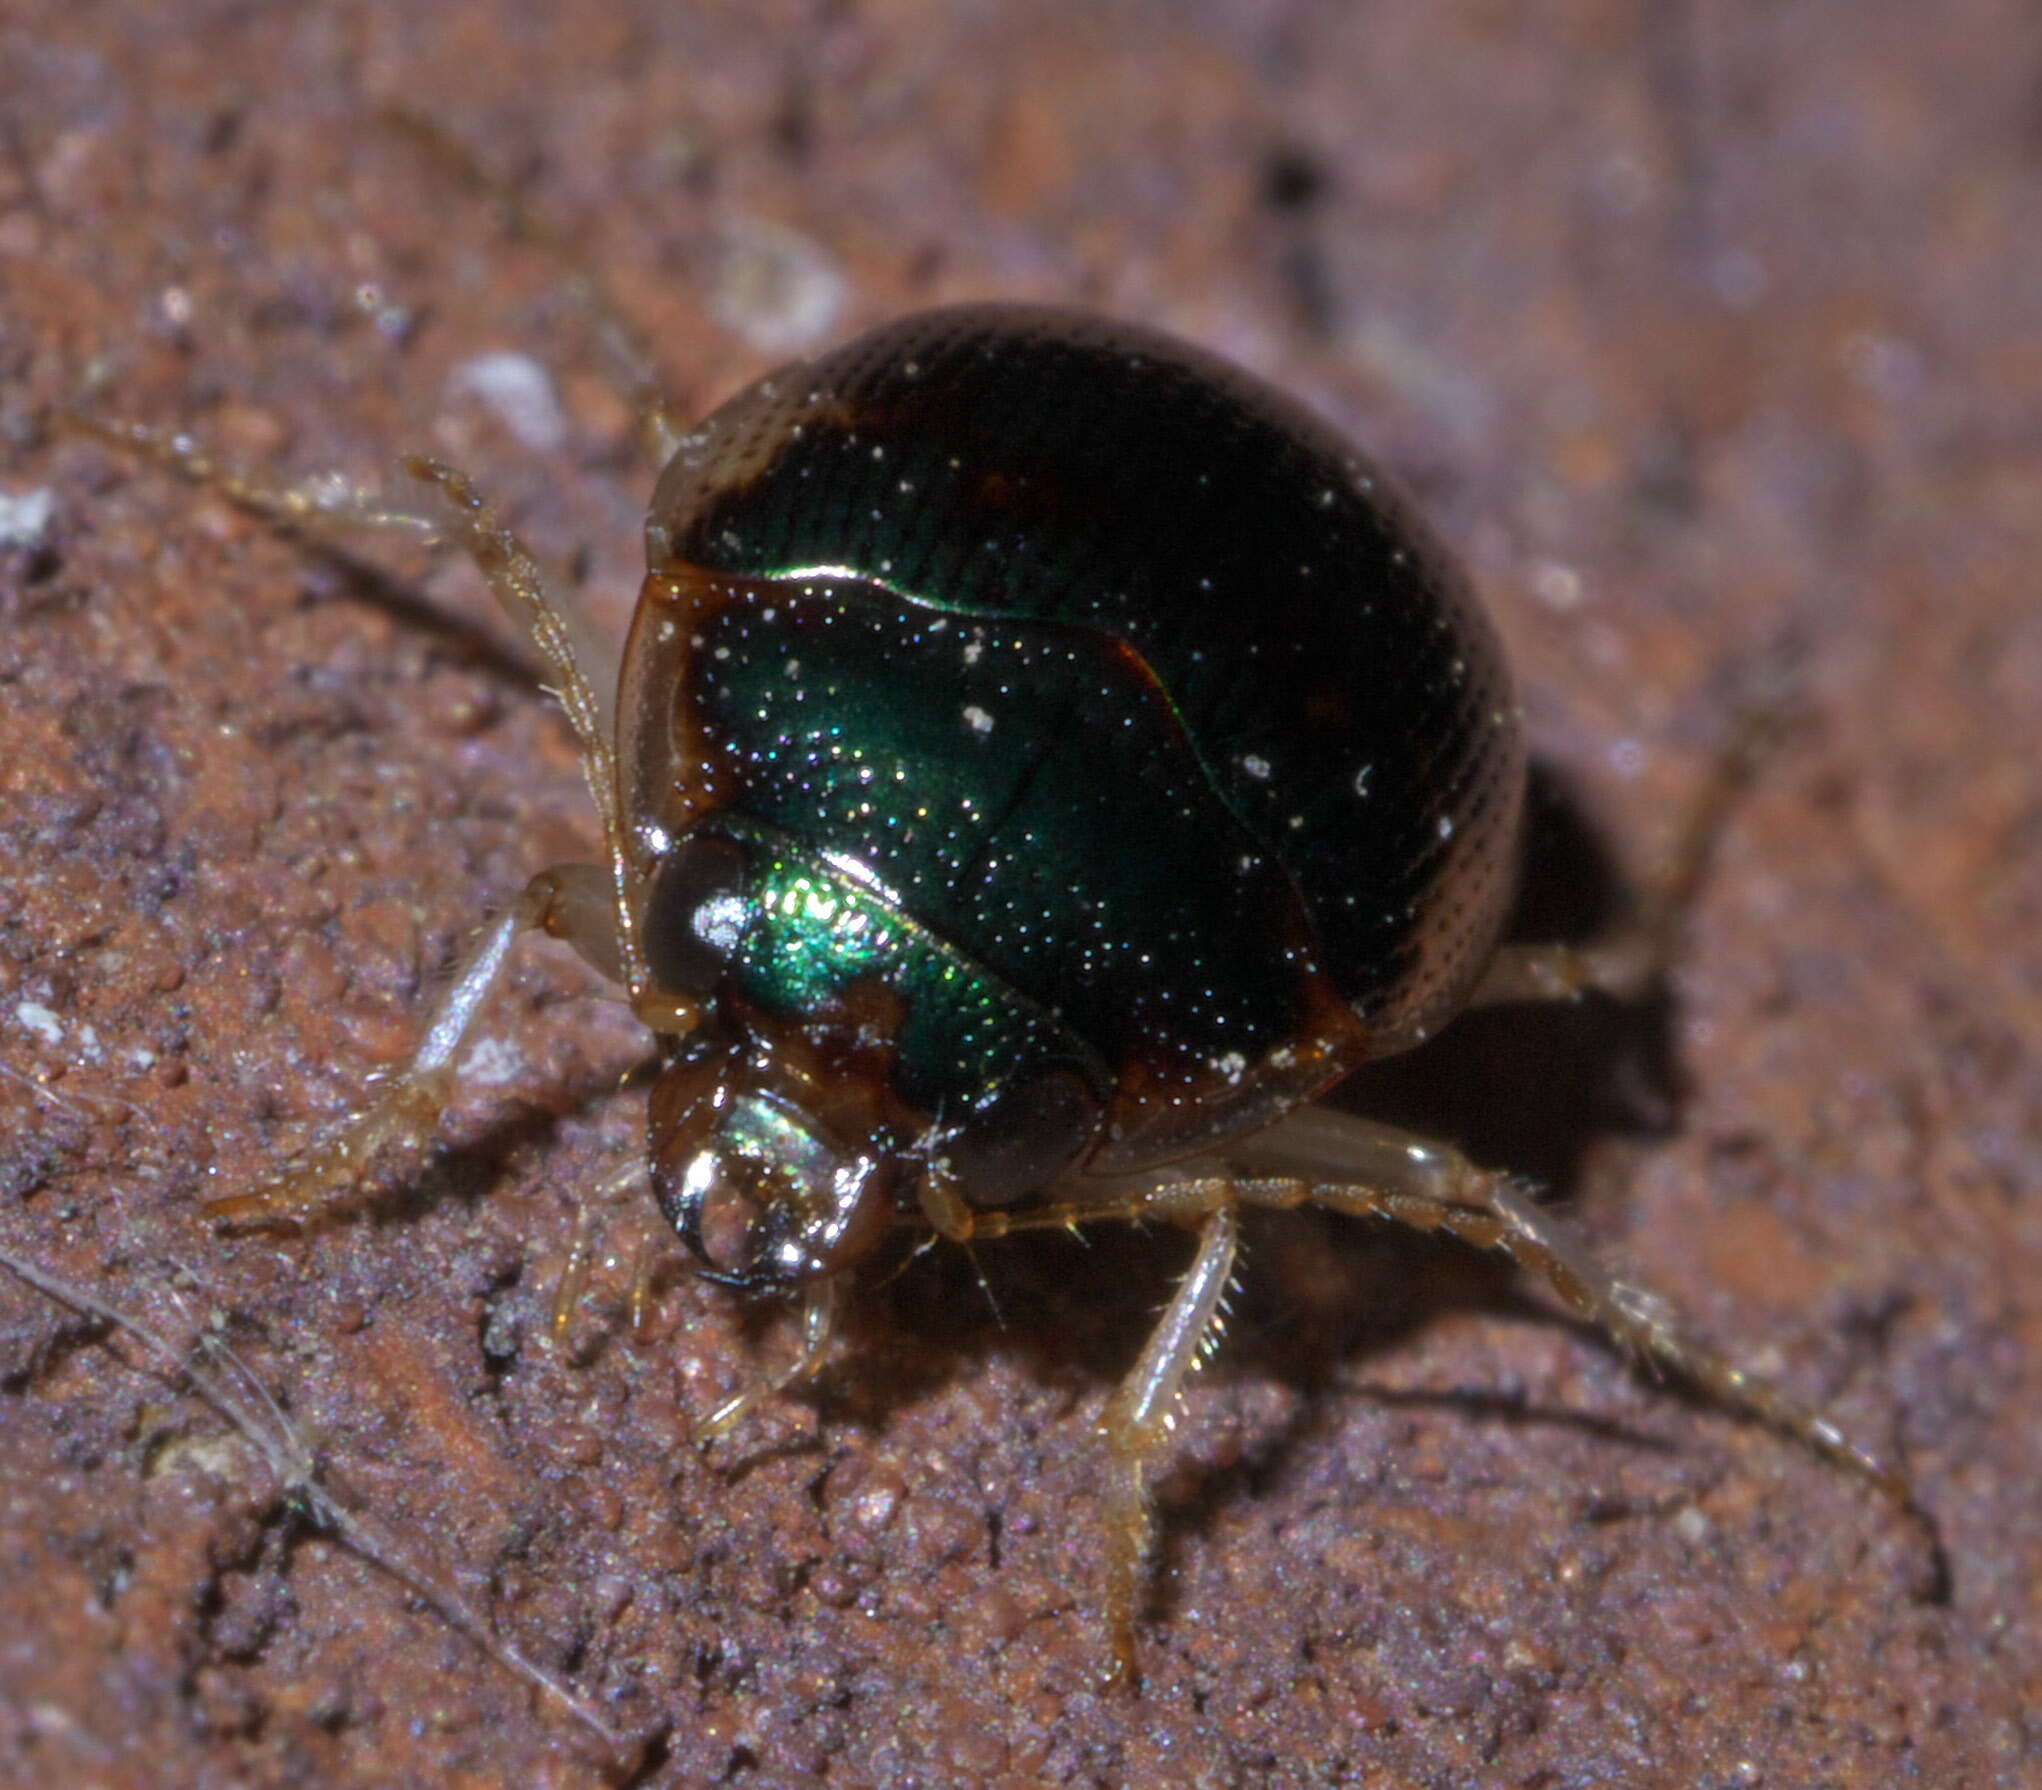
1473, 656, 1797, 1012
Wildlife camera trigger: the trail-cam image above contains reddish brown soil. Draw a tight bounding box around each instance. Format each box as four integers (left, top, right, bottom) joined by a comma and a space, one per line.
2, 3, 2037, 1785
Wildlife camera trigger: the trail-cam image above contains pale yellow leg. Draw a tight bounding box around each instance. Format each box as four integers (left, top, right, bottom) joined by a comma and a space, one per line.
61, 419, 639, 961
208, 866, 618, 1227
1246, 1120, 1900, 1495
694, 1279, 842, 1444
71, 413, 671, 1231
1095, 1207, 1239, 1684
1471, 661, 1793, 1012
955, 1109, 1901, 1501
547, 1158, 651, 1347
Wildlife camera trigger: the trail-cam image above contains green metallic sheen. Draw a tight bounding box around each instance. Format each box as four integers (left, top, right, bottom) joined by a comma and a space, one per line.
712, 817, 1101, 1127
683, 583, 1315, 1146
640, 304, 1523, 1173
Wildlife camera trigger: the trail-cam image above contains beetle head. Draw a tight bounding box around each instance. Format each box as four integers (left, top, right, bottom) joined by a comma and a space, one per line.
649, 1043, 897, 1294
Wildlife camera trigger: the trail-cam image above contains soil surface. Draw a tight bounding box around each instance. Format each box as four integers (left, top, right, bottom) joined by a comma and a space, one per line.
2, 3, 2037, 1785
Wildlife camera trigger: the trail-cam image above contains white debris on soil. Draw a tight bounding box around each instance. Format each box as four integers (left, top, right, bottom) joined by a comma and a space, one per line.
0, 486, 56, 550
449, 352, 569, 452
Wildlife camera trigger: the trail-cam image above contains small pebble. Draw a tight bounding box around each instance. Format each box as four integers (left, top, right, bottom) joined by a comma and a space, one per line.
706, 217, 847, 355
0, 486, 56, 550
449, 351, 569, 451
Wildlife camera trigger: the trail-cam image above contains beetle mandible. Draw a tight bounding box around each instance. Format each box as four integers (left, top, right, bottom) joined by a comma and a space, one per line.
88, 303, 1908, 1683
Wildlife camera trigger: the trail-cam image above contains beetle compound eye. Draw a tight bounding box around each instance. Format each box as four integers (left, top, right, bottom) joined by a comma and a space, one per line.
941, 1066, 1101, 1208
644, 832, 750, 996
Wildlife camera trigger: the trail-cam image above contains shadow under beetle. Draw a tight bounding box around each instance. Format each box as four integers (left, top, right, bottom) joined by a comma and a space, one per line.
91, 303, 1912, 1684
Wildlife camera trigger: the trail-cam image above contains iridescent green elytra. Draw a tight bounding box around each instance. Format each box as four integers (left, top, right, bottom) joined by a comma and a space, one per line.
712, 814, 1099, 1126
619, 304, 1521, 1285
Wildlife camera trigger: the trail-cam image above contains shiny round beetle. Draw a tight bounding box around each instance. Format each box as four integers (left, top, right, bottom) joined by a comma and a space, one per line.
630, 308, 1524, 1280
122, 304, 1902, 1683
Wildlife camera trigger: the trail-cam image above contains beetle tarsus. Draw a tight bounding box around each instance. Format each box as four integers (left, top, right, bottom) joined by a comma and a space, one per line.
692, 1279, 840, 1447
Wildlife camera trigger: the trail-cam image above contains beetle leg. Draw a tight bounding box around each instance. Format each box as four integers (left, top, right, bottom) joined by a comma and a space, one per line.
207, 864, 612, 1227
1473, 663, 1794, 1011
914, 1186, 1244, 1679
954, 1115, 1902, 1497
694, 1278, 841, 1444
403, 457, 648, 996
66, 417, 625, 753
627, 1221, 667, 1342
1096, 1205, 1240, 1686
1228, 1108, 1904, 1499
900, 1164, 1225, 1242
545, 1160, 651, 1348
63, 415, 648, 999
550, 1197, 599, 1344
913, 1161, 978, 1241
1465, 936, 1658, 1007
523, 861, 627, 983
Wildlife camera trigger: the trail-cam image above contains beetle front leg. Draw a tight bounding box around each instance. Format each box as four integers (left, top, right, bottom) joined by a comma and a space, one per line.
207, 864, 617, 1226
61, 413, 445, 544
925, 1187, 1246, 1679
693, 1279, 841, 1444
60, 418, 626, 749
400, 458, 651, 997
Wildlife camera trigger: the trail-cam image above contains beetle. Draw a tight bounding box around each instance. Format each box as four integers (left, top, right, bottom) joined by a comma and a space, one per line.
84, 303, 1905, 1682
